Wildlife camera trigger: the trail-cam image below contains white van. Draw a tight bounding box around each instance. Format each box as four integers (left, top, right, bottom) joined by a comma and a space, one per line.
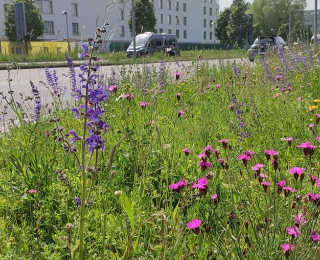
126, 32, 178, 57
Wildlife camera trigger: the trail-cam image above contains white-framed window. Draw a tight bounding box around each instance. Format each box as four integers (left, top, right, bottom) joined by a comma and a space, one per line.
35, 0, 53, 14
176, 29, 180, 39
167, 0, 171, 10
72, 22, 79, 35
209, 7, 212, 16
168, 15, 171, 24
175, 1, 179, 11
183, 3, 186, 12
44, 21, 54, 34
209, 20, 212, 28
120, 9, 124, 20
183, 17, 187, 26
176, 16, 179, 25
72, 3, 78, 16
183, 30, 187, 39
159, 13, 163, 23
159, 0, 163, 9
4, 4, 9, 18
120, 26, 124, 37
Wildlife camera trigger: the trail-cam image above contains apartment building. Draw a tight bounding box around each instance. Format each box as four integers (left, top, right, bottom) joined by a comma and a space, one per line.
0, 0, 219, 44
304, 10, 320, 33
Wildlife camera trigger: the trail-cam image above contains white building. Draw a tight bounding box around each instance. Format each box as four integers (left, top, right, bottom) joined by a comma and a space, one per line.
0, 0, 219, 45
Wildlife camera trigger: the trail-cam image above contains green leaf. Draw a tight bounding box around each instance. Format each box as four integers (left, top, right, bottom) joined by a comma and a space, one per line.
118, 192, 135, 229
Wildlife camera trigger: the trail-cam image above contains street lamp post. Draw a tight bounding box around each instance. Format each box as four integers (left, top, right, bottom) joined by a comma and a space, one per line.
211, 22, 216, 50
61, 11, 70, 53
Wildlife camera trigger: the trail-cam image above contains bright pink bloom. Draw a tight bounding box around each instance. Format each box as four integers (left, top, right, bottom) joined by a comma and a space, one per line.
211, 194, 219, 205
108, 85, 118, 93
317, 178, 320, 188
297, 141, 316, 157
27, 189, 37, 194
287, 226, 301, 237
218, 139, 230, 150
261, 181, 271, 192
182, 148, 191, 156
276, 180, 286, 194
198, 153, 208, 161
294, 214, 307, 227
283, 187, 296, 197
192, 178, 209, 195
237, 154, 251, 166
317, 136, 320, 142
177, 110, 185, 118
198, 161, 212, 171
122, 93, 134, 101
285, 137, 293, 146
289, 167, 305, 181
281, 244, 294, 257
169, 178, 187, 192
139, 101, 148, 109
310, 230, 320, 243
309, 174, 318, 185
264, 149, 279, 160
187, 218, 202, 229
176, 92, 181, 101
252, 164, 264, 171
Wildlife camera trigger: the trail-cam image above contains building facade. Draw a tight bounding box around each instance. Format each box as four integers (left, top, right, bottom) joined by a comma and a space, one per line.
304, 9, 320, 33
0, 0, 219, 45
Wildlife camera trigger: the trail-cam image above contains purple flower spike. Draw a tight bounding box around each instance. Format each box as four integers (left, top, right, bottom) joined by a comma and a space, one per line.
74, 196, 81, 207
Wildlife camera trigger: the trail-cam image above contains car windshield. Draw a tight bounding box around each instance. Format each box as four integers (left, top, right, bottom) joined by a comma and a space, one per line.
253, 38, 274, 45
129, 34, 149, 46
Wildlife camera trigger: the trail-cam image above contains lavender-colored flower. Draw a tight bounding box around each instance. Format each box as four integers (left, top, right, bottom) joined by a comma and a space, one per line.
74, 196, 81, 207
78, 44, 88, 58
69, 130, 81, 143
30, 82, 42, 121
66, 56, 80, 100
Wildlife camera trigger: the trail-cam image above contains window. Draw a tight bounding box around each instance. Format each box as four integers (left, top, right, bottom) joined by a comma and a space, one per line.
183, 3, 186, 12
210, 31, 212, 40
176, 16, 179, 25
120, 26, 124, 37
183, 17, 187, 26
183, 30, 187, 39
167, 0, 171, 10
159, 0, 163, 8
72, 3, 78, 16
35, 0, 53, 14
168, 29, 172, 34
203, 19, 206, 27
159, 14, 163, 23
209, 20, 212, 28
4, 4, 9, 18
44, 21, 54, 34
72, 23, 79, 35
204, 31, 206, 40
155, 38, 163, 46
168, 15, 171, 24
175, 1, 179, 11
159, 28, 164, 33
203, 6, 206, 15
120, 9, 124, 20
176, 29, 179, 39
209, 8, 212, 16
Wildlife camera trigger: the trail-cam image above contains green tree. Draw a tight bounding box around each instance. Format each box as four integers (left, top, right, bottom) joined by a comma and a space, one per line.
290, 20, 312, 43
248, 0, 306, 40
215, 8, 232, 44
4, 0, 45, 41
128, 0, 156, 34
226, 0, 251, 46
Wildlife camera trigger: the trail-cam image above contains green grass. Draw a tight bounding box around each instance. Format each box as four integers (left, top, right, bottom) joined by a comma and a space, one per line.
0, 45, 320, 259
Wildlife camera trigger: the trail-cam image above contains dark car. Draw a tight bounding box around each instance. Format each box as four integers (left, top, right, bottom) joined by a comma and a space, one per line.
248, 35, 287, 61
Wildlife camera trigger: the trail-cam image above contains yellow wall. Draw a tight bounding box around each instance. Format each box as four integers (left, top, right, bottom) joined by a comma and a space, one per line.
0, 41, 69, 55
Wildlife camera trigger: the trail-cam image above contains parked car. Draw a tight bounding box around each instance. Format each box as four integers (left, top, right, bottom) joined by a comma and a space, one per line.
126, 32, 178, 57
248, 35, 287, 61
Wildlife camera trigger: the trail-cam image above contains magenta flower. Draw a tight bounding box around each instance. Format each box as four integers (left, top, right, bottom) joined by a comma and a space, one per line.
187, 218, 202, 234
297, 141, 316, 157
139, 101, 148, 109
276, 180, 286, 194
219, 158, 229, 170
108, 85, 118, 93
287, 226, 301, 237
252, 163, 264, 177
264, 149, 279, 160
177, 110, 185, 118
261, 181, 271, 192
285, 137, 293, 146
258, 173, 268, 183
317, 136, 320, 142
122, 93, 134, 101
169, 178, 187, 193
198, 161, 212, 172
289, 167, 305, 181
283, 187, 296, 197
27, 189, 37, 194
198, 153, 208, 161
310, 230, 320, 243
281, 244, 294, 258
309, 174, 318, 185
275, 74, 282, 81
245, 150, 255, 157
317, 179, 320, 188
182, 148, 191, 156
175, 71, 182, 80
218, 139, 230, 150
192, 177, 208, 195
215, 83, 221, 90
202, 145, 215, 157
211, 194, 220, 205
176, 92, 181, 101
294, 214, 307, 227
237, 154, 251, 166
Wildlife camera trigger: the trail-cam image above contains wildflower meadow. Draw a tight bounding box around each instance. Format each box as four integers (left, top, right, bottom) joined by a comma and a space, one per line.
1, 26, 320, 259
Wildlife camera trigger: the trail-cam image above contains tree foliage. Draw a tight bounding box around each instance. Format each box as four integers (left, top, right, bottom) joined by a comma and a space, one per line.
128, 0, 157, 34
215, 8, 232, 44
227, 0, 251, 45
4, 0, 45, 41
248, 0, 306, 41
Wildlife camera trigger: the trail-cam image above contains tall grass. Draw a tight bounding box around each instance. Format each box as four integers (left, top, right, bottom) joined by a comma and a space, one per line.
0, 43, 320, 259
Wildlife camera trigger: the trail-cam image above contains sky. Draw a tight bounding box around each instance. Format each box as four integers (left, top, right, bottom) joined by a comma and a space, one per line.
219, 0, 315, 11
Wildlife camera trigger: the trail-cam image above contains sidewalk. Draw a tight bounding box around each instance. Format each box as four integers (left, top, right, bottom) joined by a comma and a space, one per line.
0, 60, 91, 70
